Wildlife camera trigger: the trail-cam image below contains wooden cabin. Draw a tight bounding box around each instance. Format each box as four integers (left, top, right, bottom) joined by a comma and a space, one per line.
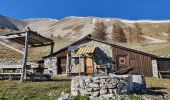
43, 35, 113, 76
43, 35, 170, 78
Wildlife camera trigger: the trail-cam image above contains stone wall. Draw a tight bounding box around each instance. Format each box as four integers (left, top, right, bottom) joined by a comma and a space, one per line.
44, 57, 57, 75
71, 75, 146, 99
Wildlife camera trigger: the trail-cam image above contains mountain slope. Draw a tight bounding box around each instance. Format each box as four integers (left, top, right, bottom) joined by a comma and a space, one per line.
1, 15, 170, 61
24, 17, 170, 43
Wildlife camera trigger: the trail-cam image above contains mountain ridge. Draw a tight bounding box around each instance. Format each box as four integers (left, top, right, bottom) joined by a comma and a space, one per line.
1, 14, 170, 43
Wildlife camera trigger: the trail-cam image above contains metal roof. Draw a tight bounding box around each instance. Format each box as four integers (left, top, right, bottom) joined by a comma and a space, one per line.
0, 30, 53, 47
76, 46, 96, 55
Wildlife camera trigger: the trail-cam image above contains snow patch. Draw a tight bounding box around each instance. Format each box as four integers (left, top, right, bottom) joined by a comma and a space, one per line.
65, 16, 85, 19
93, 18, 96, 24
47, 18, 58, 21
121, 19, 170, 23
106, 19, 111, 21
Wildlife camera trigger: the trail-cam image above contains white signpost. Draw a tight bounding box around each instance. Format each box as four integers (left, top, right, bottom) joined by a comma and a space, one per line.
152, 60, 159, 78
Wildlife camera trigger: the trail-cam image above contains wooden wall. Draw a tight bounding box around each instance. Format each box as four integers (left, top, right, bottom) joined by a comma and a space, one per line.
112, 47, 153, 76
157, 59, 170, 71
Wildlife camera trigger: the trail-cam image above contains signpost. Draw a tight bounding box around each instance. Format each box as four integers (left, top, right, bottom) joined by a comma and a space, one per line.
152, 60, 159, 78
68, 46, 78, 51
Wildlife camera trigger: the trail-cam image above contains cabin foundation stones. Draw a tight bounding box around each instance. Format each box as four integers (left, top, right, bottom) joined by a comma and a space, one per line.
71, 75, 146, 99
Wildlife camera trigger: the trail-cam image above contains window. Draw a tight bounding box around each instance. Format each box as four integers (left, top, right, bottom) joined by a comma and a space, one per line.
75, 57, 79, 65
119, 57, 126, 65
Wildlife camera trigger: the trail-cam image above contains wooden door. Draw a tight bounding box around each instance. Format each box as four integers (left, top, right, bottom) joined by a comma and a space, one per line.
58, 57, 66, 74
86, 57, 94, 74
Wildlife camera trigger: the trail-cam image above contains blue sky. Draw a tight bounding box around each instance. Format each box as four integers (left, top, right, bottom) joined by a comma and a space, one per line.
0, 0, 170, 20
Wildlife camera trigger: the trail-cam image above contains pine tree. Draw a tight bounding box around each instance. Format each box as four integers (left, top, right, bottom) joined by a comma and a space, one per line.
112, 23, 127, 43
134, 23, 143, 43
92, 22, 107, 41
128, 26, 133, 43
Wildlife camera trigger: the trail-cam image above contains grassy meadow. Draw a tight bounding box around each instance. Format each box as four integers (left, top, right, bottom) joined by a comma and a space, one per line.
0, 77, 169, 100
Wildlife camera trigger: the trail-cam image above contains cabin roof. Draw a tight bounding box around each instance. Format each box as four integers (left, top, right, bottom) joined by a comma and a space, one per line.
43, 35, 170, 59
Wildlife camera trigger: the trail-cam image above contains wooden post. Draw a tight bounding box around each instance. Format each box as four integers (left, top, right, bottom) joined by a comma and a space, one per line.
50, 42, 54, 57
79, 56, 81, 76
20, 31, 29, 82
69, 51, 71, 75
66, 53, 69, 76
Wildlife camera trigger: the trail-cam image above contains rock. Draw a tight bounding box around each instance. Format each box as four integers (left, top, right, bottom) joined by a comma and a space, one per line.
85, 78, 92, 84
93, 87, 100, 91
85, 87, 93, 92
117, 81, 124, 89
71, 90, 79, 96
89, 83, 99, 88
86, 91, 92, 96
79, 89, 87, 96
93, 77, 100, 80
108, 89, 113, 94
91, 91, 100, 97
93, 79, 100, 83
79, 79, 85, 89
89, 96, 95, 100
100, 79, 106, 83
106, 83, 114, 89
58, 92, 71, 100
113, 89, 118, 95
106, 78, 111, 83
100, 88, 107, 95
101, 94, 114, 100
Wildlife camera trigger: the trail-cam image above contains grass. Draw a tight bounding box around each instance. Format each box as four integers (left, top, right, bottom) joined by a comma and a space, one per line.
0, 76, 71, 100
0, 77, 169, 100
145, 77, 170, 99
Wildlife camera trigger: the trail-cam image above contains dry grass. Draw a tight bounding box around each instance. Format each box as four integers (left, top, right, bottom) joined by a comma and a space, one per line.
0, 76, 71, 100
145, 77, 170, 99
73, 24, 84, 32
0, 77, 169, 100
62, 25, 75, 30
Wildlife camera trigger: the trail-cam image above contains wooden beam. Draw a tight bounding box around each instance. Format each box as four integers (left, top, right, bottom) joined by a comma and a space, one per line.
4, 31, 27, 36
30, 42, 53, 47
50, 42, 54, 57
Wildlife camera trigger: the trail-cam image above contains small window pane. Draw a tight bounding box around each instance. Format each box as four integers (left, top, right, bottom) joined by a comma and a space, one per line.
119, 57, 126, 65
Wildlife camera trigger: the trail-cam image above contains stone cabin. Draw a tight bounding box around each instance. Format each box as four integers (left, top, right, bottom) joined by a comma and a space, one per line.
42, 35, 170, 78
43, 35, 114, 76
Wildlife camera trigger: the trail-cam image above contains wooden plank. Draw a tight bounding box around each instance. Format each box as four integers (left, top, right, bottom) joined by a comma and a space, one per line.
0, 73, 22, 74
0, 65, 22, 69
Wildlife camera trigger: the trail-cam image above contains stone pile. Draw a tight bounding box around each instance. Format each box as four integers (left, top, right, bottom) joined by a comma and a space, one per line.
71, 75, 132, 99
